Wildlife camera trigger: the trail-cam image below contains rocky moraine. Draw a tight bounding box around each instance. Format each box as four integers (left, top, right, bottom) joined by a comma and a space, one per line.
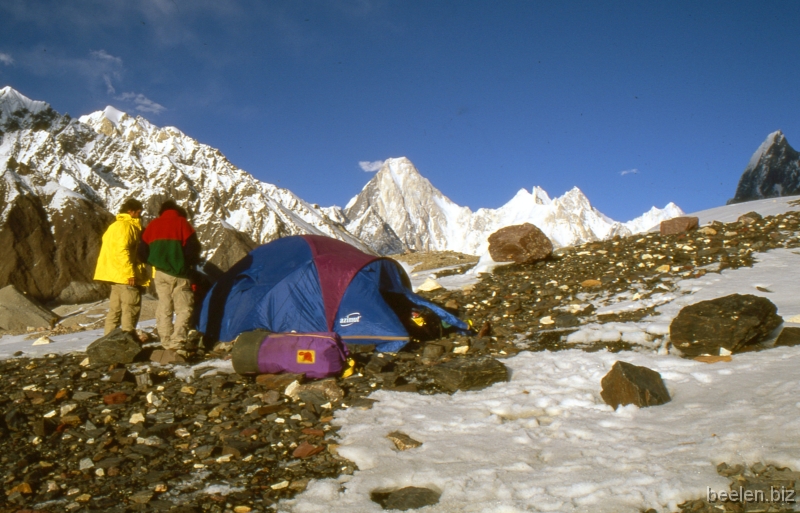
3, 209, 800, 512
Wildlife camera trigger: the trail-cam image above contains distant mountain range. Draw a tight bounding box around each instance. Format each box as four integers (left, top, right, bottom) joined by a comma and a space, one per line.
1, 86, 686, 302
342, 157, 683, 256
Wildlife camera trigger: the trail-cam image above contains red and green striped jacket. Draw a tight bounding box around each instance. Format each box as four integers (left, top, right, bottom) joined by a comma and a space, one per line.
138, 209, 201, 278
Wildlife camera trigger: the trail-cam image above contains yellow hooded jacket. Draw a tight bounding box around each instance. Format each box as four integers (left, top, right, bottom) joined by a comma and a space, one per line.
93, 213, 150, 286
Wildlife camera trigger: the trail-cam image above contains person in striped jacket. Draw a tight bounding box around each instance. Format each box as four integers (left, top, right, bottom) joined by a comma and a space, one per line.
138, 200, 202, 352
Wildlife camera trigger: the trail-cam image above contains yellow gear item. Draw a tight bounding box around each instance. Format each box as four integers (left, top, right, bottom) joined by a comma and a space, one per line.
341, 358, 356, 378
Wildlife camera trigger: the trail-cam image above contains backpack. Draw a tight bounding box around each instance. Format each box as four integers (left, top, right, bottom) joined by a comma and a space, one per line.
232, 330, 350, 379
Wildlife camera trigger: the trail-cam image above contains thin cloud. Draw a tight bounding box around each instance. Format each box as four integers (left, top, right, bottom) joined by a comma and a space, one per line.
0, 52, 13, 65
359, 160, 385, 172
620, 168, 639, 176
90, 50, 123, 93
116, 92, 166, 115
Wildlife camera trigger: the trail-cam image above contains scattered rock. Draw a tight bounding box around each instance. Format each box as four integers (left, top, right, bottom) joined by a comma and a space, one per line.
255, 373, 304, 390
600, 361, 671, 409
288, 379, 345, 404
387, 431, 422, 451
32, 335, 52, 346
292, 441, 325, 459
371, 486, 442, 511
430, 356, 509, 392
669, 294, 783, 357
738, 211, 763, 225
417, 277, 443, 292
421, 343, 445, 362
86, 329, 143, 365
150, 348, 186, 365
774, 326, 800, 347
693, 355, 732, 364
487, 223, 553, 264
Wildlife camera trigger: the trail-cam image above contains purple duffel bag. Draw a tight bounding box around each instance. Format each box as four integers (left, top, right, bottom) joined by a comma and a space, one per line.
231, 330, 350, 379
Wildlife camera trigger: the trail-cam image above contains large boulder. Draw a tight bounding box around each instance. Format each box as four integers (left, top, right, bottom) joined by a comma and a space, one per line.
600, 361, 671, 409
660, 216, 699, 236
86, 329, 143, 365
0, 285, 58, 332
487, 223, 553, 264
669, 294, 783, 357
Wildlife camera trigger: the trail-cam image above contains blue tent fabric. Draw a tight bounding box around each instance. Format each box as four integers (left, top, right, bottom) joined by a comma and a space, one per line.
197, 235, 469, 352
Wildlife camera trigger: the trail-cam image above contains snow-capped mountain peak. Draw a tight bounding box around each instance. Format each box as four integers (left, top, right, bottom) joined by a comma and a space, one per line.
0, 87, 50, 123
747, 130, 783, 171
344, 157, 472, 254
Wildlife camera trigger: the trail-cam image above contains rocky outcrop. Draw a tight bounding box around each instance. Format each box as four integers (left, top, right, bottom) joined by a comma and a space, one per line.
669, 294, 783, 357
86, 329, 143, 365
0, 285, 58, 333
487, 223, 553, 263
730, 130, 800, 204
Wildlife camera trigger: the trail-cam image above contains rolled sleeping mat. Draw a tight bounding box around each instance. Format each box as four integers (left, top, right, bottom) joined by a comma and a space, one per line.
231, 330, 271, 375
231, 330, 350, 379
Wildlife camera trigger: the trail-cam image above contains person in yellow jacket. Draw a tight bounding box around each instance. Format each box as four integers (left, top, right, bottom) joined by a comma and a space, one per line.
94, 198, 150, 335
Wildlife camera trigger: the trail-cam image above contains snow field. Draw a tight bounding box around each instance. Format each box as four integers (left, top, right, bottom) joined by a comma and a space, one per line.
282, 347, 800, 513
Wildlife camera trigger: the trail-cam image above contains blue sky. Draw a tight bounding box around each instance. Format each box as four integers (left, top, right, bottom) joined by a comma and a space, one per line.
1, 1, 799, 222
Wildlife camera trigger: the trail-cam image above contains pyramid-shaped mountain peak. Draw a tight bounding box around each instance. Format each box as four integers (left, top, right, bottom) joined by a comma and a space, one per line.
730, 131, 800, 204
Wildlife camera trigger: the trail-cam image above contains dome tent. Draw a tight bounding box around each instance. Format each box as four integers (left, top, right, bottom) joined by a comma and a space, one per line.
197, 235, 468, 353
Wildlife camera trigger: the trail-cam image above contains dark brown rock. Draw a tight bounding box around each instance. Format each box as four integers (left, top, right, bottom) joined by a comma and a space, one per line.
430, 356, 509, 392
255, 373, 304, 390
421, 344, 445, 362
103, 392, 128, 405
487, 223, 553, 264
291, 379, 344, 405
669, 294, 783, 357
86, 329, 143, 365
386, 431, 422, 451
372, 486, 441, 511
660, 216, 699, 236
600, 361, 671, 409
150, 349, 186, 365
292, 441, 324, 459
775, 326, 800, 347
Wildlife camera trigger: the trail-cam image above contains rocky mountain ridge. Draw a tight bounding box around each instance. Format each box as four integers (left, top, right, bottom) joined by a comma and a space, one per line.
0, 87, 366, 302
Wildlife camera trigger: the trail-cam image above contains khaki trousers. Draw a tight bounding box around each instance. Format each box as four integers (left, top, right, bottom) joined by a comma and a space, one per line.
104, 284, 142, 335
154, 270, 194, 350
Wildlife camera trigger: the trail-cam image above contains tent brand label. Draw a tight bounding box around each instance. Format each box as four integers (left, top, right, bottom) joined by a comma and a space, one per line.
339, 313, 362, 327
296, 350, 316, 364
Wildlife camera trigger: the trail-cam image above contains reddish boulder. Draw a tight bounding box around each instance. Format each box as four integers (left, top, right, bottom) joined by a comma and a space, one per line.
487, 223, 553, 264
659, 216, 699, 236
